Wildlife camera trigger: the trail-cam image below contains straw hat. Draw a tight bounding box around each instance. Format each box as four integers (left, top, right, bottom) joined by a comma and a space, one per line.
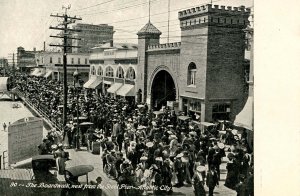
196, 166, 206, 172
155, 157, 163, 162
217, 143, 225, 149
176, 153, 184, 158
146, 142, 154, 148
140, 156, 148, 161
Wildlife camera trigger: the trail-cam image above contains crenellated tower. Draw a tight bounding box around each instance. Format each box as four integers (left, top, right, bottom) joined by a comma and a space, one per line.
178, 4, 250, 121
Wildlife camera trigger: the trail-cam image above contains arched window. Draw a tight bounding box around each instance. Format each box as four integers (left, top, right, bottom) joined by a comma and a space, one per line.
105, 66, 114, 77
91, 66, 96, 75
126, 67, 136, 80
116, 67, 124, 78
97, 66, 103, 76
188, 62, 197, 86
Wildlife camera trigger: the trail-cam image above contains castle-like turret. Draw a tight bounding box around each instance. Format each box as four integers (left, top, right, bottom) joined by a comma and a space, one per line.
136, 22, 161, 103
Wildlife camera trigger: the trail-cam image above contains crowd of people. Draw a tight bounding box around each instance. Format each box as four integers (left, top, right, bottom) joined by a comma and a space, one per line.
0, 67, 254, 196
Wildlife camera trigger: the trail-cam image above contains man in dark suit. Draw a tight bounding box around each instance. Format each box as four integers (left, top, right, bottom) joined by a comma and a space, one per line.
206, 165, 219, 196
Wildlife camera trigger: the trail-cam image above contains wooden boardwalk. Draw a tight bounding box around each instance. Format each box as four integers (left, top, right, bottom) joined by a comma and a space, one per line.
0, 147, 236, 196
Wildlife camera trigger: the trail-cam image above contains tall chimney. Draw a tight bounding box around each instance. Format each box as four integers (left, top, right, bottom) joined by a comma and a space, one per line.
110, 40, 113, 47
44, 41, 46, 51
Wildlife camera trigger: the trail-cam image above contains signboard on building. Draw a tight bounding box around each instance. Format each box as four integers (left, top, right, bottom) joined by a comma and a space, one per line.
8, 117, 43, 164
167, 101, 174, 107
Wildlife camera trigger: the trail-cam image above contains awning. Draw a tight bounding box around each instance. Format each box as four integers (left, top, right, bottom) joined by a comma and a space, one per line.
0, 77, 9, 92
83, 77, 97, 88
30, 68, 39, 76
234, 96, 253, 130
44, 71, 52, 78
107, 83, 122, 94
116, 84, 135, 96
89, 78, 102, 89
178, 116, 191, 121
103, 80, 112, 85
35, 71, 45, 77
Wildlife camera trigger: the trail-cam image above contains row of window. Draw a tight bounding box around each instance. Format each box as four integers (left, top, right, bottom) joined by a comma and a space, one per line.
91, 66, 136, 80
47, 57, 88, 65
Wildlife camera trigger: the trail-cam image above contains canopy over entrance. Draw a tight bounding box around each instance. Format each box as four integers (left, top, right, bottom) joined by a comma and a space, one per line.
234, 96, 253, 130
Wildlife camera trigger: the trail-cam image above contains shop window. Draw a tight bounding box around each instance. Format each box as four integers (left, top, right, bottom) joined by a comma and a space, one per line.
187, 62, 197, 86
126, 67, 136, 80
91, 66, 96, 75
78, 58, 81, 64
116, 66, 124, 78
212, 103, 231, 121
97, 66, 103, 76
105, 66, 114, 77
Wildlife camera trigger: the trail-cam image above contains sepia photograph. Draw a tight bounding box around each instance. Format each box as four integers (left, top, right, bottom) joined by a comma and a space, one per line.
0, 0, 258, 195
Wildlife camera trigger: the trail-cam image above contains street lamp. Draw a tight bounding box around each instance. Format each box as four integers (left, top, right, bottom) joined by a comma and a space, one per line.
73, 68, 80, 150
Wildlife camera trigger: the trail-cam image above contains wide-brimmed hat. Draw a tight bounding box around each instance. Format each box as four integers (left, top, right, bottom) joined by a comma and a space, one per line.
169, 135, 177, 140
155, 157, 163, 162
51, 144, 58, 150
189, 131, 197, 137
176, 153, 184, 158
146, 142, 154, 148
140, 156, 148, 161
196, 166, 206, 172
217, 143, 225, 149
181, 156, 189, 163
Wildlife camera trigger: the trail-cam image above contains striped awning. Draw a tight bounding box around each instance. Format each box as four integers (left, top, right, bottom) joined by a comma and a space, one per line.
116, 84, 135, 96
83, 77, 97, 88
107, 83, 122, 94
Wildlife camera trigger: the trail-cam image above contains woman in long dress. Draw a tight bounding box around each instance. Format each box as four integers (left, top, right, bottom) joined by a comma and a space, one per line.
224, 154, 239, 190
192, 166, 206, 196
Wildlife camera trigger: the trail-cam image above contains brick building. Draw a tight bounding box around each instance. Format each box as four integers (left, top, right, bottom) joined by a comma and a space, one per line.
71, 23, 115, 53
16, 47, 39, 71
136, 4, 250, 122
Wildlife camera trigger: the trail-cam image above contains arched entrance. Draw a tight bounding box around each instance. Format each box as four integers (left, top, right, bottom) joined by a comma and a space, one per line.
151, 70, 176, 110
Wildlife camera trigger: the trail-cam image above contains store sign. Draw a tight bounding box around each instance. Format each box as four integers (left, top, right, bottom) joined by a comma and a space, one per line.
8, 117, 43, 164
167, 101, 174, 107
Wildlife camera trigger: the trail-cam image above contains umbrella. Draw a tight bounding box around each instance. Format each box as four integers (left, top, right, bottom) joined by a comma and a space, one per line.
146, 142, 154, 148
75, 116, 88, 120
196, 166, 206, 172
79, 122, 94, 126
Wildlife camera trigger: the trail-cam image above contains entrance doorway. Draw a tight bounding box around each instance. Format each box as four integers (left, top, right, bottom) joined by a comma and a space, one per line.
151, 70, 176, 110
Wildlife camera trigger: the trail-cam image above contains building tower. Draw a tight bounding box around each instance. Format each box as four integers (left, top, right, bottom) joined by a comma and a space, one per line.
178, 4, 250, 121
136, 22, 161, 103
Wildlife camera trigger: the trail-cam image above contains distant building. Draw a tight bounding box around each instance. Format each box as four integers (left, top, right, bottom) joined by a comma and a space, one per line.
71, 23, 115, 53
16, 47, 39, 70
85, 42, 137, 99
35, 52, 90, 83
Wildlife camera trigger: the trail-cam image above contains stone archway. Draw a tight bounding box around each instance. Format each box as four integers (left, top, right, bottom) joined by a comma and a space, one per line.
150, 69, 177, 110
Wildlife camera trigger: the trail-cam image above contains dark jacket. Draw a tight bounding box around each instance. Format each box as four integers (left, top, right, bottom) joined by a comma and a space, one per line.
206, 170, 219, 187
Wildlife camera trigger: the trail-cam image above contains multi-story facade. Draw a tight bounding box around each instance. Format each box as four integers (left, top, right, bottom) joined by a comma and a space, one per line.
85, 42, 137, 99
35, 52, 90, 83
136, 4, 250, 122
71, 23, 115, 53
17, 47, 39, 70
85, 4, 251, 123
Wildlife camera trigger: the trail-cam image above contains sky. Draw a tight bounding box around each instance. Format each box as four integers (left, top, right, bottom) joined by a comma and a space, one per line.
0, 0, 253, 58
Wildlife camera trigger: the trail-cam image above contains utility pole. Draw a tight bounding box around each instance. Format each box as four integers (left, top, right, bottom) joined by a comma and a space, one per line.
49, 5, 82, 130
